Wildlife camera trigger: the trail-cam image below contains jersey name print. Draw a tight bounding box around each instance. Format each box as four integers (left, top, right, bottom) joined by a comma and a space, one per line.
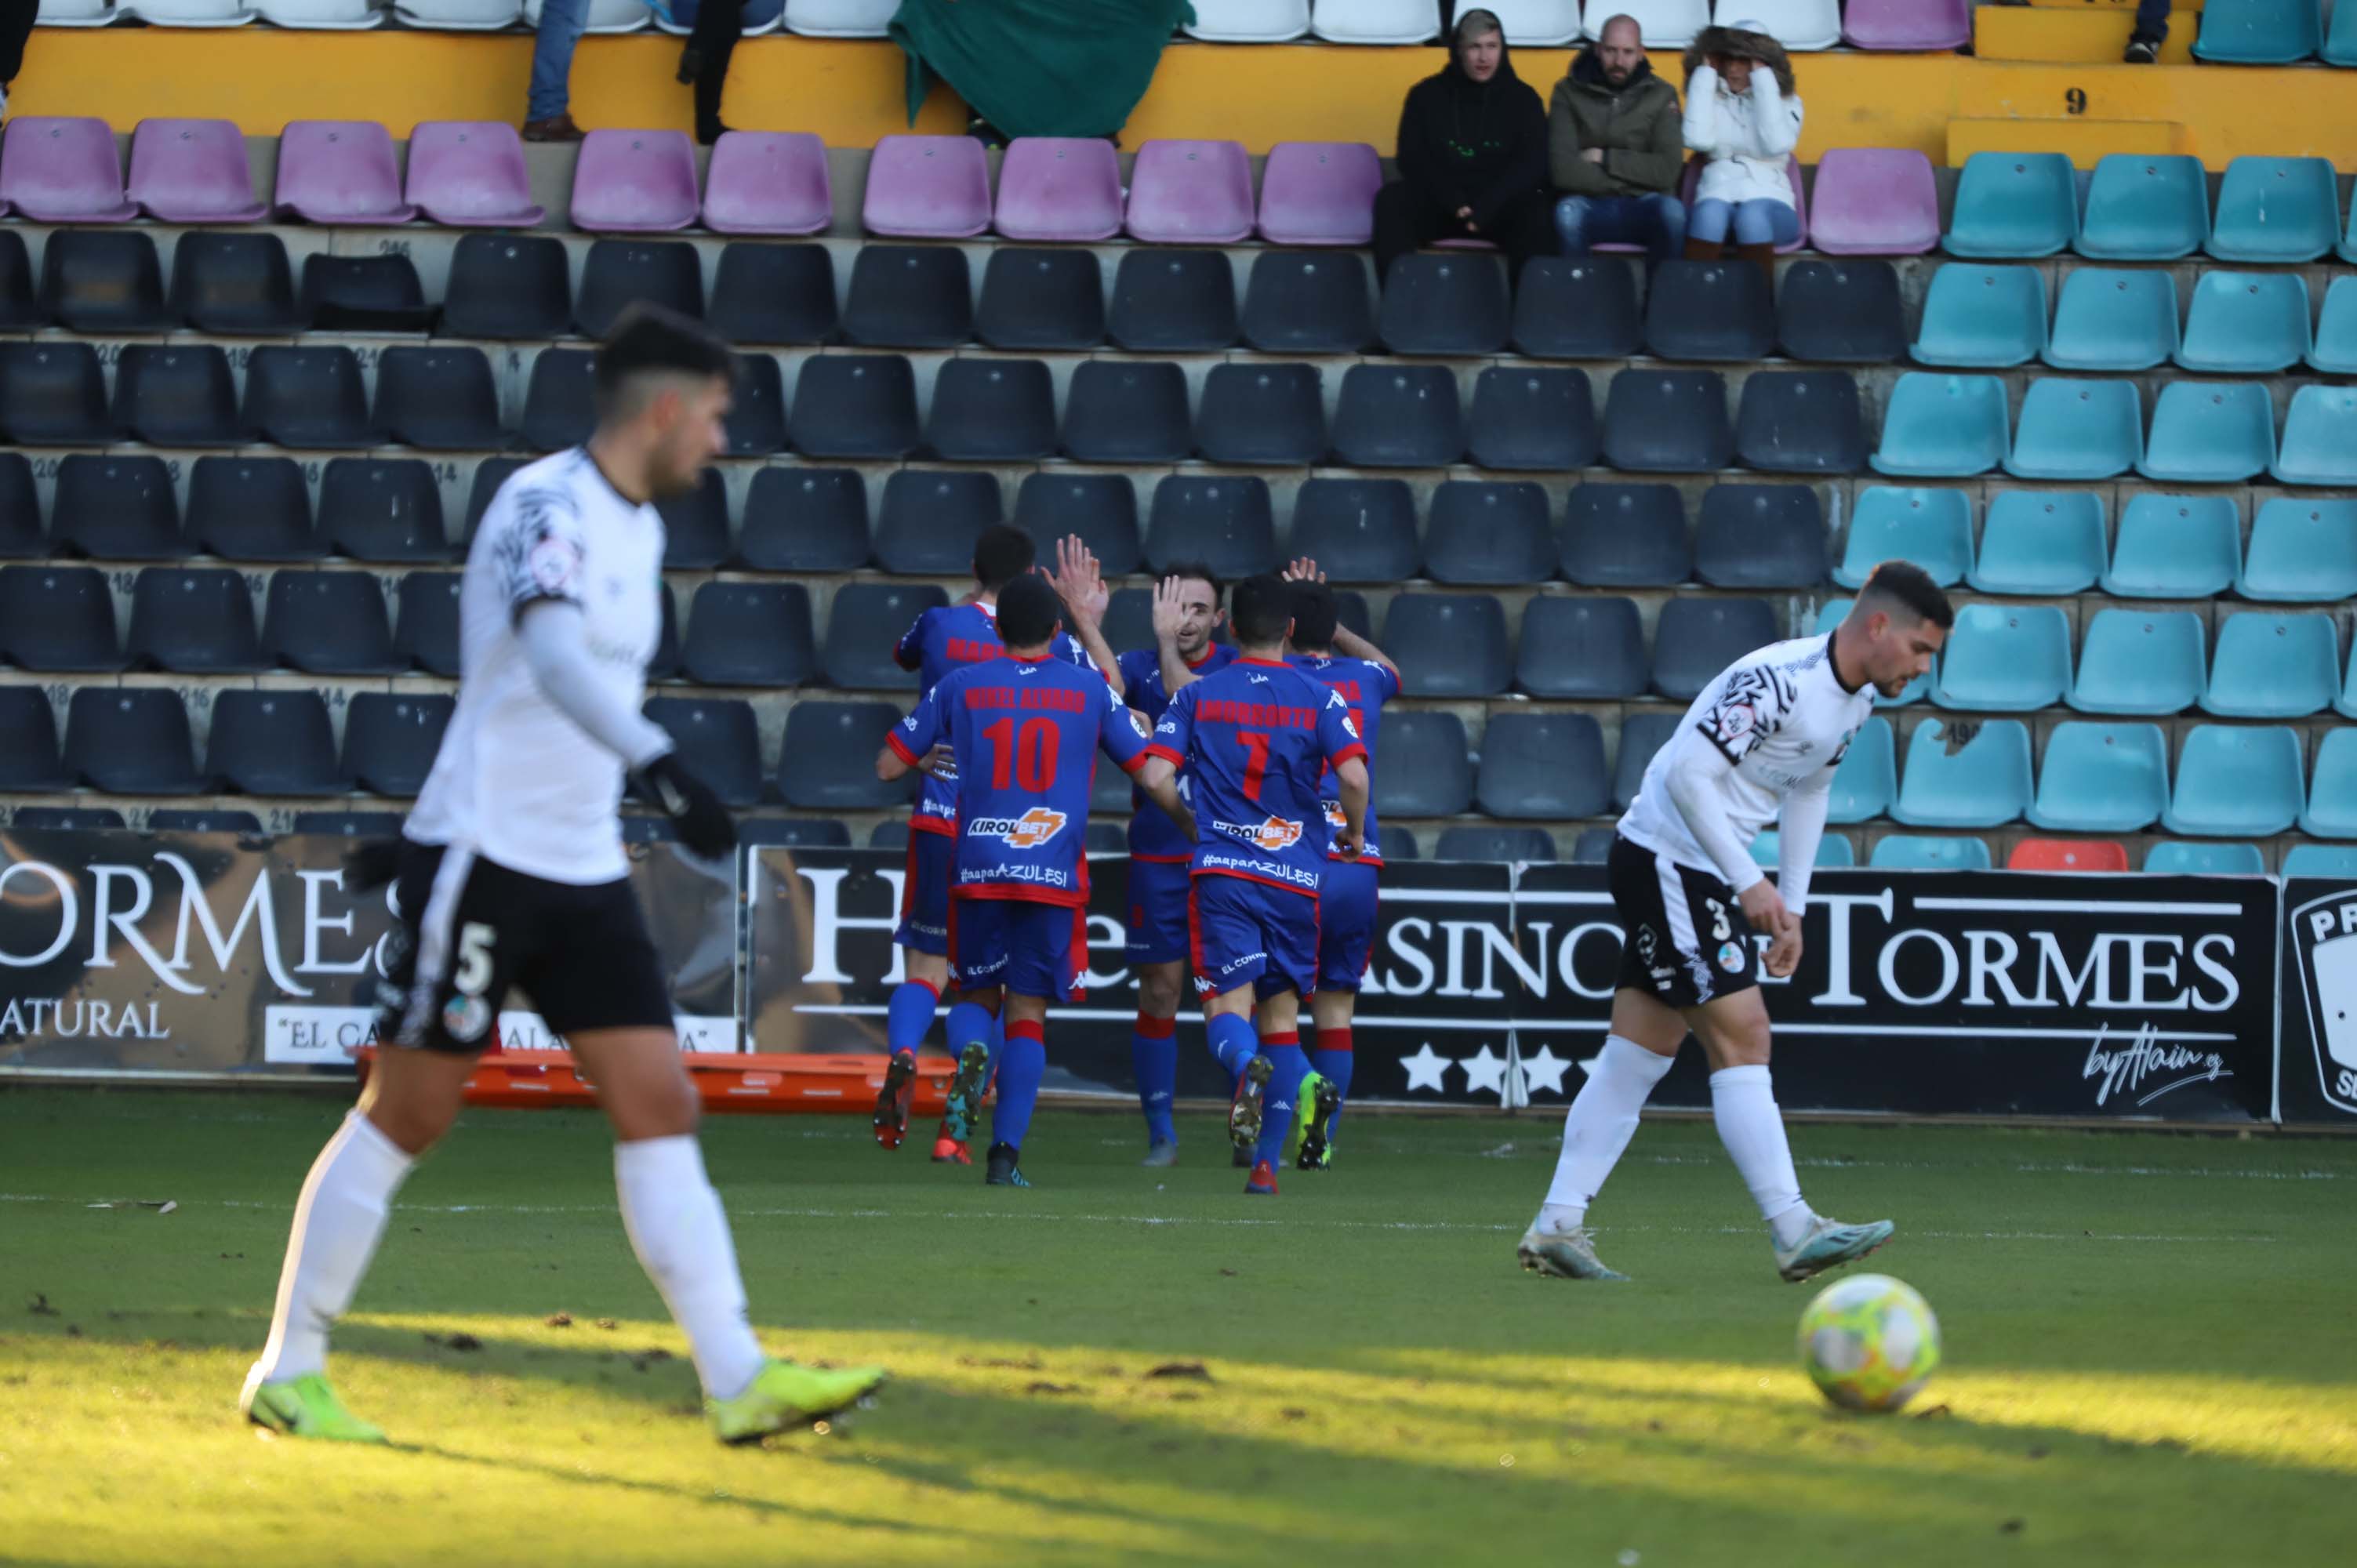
894, 601, 1104, 837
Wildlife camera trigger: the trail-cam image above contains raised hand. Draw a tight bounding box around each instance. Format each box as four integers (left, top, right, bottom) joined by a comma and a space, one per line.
1150, 573, 1186, 643
1280, 556, 1327, 584
1051, 535, 1109, 629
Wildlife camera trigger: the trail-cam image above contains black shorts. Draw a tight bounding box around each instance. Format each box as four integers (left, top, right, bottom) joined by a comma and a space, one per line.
1608, 833, 1762, 1009
376, 841, 674, 1054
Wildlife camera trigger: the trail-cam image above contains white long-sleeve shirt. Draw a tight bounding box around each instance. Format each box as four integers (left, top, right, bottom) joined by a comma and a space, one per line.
1681, 64, 1803, 209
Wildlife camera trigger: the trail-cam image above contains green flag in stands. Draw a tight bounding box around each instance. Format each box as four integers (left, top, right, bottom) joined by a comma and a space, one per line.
892, 0, 1199, 140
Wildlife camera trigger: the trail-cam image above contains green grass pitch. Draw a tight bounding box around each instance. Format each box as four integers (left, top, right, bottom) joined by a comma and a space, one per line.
4, 1088, 2354, 1566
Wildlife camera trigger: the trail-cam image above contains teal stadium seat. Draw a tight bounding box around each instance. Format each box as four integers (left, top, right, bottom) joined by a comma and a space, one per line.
2074, 155, 2209, 260
2309, 277, 2357, 373
2143, 841, 2265, 876
2202, 612, 2341, 719
2342, 641, 2357, 721
2206, 157, 2339, 263
2137, 380, 2275, 485
1834, 487, 1971, 588
1817, 598, 1927, 703
2042, 267, 2177, 372
1870, 373, 2008, 477
1966, 490, 2105, 595
1932, 604, 2071, 712
1910, 264, 2044, 368
2193, 0, 2322, 66
2237, 499, 2357, 604
1891, 717, 2033, 828
1827, 715, 1895, 822
2003, 377, 2141, 481
2329, 0, 2357, 67
2101, 493, 2240, 597
2028, 721, 2169, 834
2162, 725, 2304, 838
1750, 829, 1855, 869
2175, 272, 2311, 373
1869, 833, 1991, 869
2272, 386, 2357, 487
2285, 845, 2357, 876
1941, 152, 2076, 258
2068, 608, 2205, 716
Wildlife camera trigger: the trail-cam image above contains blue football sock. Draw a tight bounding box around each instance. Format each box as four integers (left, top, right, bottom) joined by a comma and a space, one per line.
1132, 1012, 1178, 1145
884, 981, 938, 1056
991, 1021, 1047, 1151
1310, 1041, 1355, 1146
1206, 1013, 1260, 1081
1252, 1037, 1309, 1168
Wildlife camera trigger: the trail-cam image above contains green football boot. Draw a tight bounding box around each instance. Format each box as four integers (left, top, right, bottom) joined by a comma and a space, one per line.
239, 1370, 387, 1443
1775, 1216, 1894, 1283
1281, 1070, 1340, 1170
707, 1359, 888, 1445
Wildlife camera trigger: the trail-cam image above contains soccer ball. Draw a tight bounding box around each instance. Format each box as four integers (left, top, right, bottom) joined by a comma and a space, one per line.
1797, 1273, 1941, 1413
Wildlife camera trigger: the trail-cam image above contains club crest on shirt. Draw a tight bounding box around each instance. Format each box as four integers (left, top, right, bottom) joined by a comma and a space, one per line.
1341, 713, 1360, 739
1125, 709, 1153, 739
968, 806, 1068, 848
1217, 816, 1303, 853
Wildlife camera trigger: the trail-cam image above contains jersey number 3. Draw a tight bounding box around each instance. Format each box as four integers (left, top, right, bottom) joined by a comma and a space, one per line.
982, 717, 1061, 790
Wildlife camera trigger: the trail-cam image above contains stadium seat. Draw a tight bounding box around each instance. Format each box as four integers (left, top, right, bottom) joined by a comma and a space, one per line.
2238, 499, 2357, 604
2068, 609, 2205, 717
394, 572, 463, 676
719, 354, 788, 457
1611, 712, 1680, 811
783, 0, 894, 35
1513, 257, 1643, 360
648, 583, 682, 681
1196, 363, 1327, 466
1870, 373, 2007, 477
66, 688, 206, 795
2192, 0, 2322, 64
739, 467, 868, 573
1058, 360, 1191, 463
113, 344, 245, 447
2330, 0, 2357, 65
274, 120, 413, 224
1375, 711, 1475, 817
2009, 837, 2130, 873
2203, 613, 2340, 719
513, 347, 597, 452
575, 239, 703, 338
1774, 259, 1905, 364
1423, 481, 1553, 586
2176, 272, 2311, 373
2286, 844, 2357, 876
708, 241, 837, 346
822, 583, 943, 691
2027, 722, 2168, 834
569, 129, 699, 232
1466, 365, 1597, 472
1332, 365, 1465, 468
439, 233, 571, 341
1483, 0, 1580, 43
1311, 0, 1442, 45
1602, 369, 1732, 473
125, 567, 265, 674
779, 700, 913, 809
2299, 730, 2357, 840
2272, 386, 2357, 488
1382, 826, 1422, 861
1807, 148, 1938, 254
1643, 260, 1773, 361
1243, 251, 1376, 353
1964, 490, 2104, 597
1693, 485, 1825, 589
166, 231, 299, 335
1749, 830, 1854, 869
1517, 595, 1644, 700
340, 693, 452, 797
1477, 712, 1609, 821
2163, 725, 2304, 837
926, 358, 1055, 462
1560, 482, 1689, 586
1382, 593, 1513, 698
978, 249, 1105, 352
1012, 473, 1141, 578
402, 120, 543, 227
1124, 139, 1255, 245
862, 135, 992, 238
0, 565, 119, 671
1828, 716, 1896, 823
1843, 0, 1968, 49
0, 452, 33, 559
1586, 0, 1704, 44
873, 470, 1001, 576
2144, 840, 2264, 877
1870, 833, 1990, 870
263, 570, 401, 675
372, 347, 508, 452
242, 347, 380, 448
51, 456, 183, 560
1146, 476, 1277, 579
1890, 717, 2032, 828
0, 343, 114, 445
2101, 494, 2240, 599
1932, 604, 2070, 712
1255, 141, 1382, 246
1652, 597, 1778, 702
643, 698, 763, 808
292, 808, 411, 839
2003, 378, 2141, 481
1102, 587, 1156, 655
1734, 370, 1866, 474
1835, 486, 1970, 589
0, 115, 137, 223
652, 469, 730, 570
700, 130, 831, 236
737, 818, 855, 850
300, 252, 434, 333
2137, 380, 2275, 485
0, 685, 67, 791
790, 355, 921, 459
2310, 277, 2357, 374
126, 118, 265, 223
992, 136, 1124, 243
11, 806, 131, 830
147, 808, 265, 833
843, 244, 972, 348
323, 457, 452, 564
1909, 263, 2044, 368
39, 229, 173, 332
2042, 267, 2179, 372
681, 582, 815, 688
395, 0, 522, 24
1941, 151, 2076, 259
1378, 252, 1509, 356
1433, 826, 1556, 863
1288, 477, 1420, 583
2076, 155, 2208, 260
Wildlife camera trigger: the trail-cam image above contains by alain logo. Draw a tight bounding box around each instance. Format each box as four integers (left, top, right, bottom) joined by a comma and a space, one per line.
2290, 889, 2357, 1116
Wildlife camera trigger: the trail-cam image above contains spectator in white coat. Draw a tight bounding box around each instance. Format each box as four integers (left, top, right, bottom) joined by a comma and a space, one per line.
1679, 23, 1801, 281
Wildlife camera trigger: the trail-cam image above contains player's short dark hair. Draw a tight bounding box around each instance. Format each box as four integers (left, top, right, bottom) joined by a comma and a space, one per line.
1288, 580, 1338, 653
594, 304, 735, 412
972, 524, 1038, 593
1229, 574, 1295, 647
994, 572, 1062, 649
1858, 560, 1955, 631
1160, 561, 1223, 605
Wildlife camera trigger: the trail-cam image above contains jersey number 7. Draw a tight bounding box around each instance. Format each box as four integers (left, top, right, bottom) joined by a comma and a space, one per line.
1235, 731, 1270, 800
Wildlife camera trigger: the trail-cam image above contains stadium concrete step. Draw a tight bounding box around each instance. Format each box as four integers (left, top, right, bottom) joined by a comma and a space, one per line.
1947, 118, 2192, 168
1976, 5, 2198, 64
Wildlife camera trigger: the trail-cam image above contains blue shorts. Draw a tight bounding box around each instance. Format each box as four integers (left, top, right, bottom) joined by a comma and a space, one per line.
1126, 858, 1193, 966
1314, 858, 1379, 995
894, 829, 953, 955
1189, 872, 1318, 1002
947, 894, 1088, 1002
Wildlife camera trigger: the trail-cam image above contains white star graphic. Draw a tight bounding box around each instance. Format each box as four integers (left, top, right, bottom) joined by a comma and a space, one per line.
1461, 1044, 1509, 1098
1399, 1043, 1451, 1093
1519, 1045, 1571, 1098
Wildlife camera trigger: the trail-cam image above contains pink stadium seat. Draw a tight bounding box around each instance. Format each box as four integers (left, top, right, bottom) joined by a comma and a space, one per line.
1680, 154, 1808, 253
127, 118, 267, 223
700, 130, 832, 235
1124, 139, 1255, 245
274, 120, 418, 225
993, 137, 1124, 243
861, 134, 992, 238
569, 129, 700, 232
1806, 147, 1939, 255
0, 117, 137, 222
1843, 0, 1970, 51
1256, 141, 1383, 246
402, 121, 547, 227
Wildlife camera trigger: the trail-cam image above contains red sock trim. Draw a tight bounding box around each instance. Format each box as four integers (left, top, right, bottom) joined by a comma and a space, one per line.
1263, 1030, 1300, 1048
1007, 1018, 1046, 1045
1316, 1028, 1353, 1054
905, 978, 940, 1001
1133, 1011, 1177, 1040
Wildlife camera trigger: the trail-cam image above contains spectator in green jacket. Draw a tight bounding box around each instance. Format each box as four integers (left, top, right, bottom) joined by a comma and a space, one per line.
1549, 12, 1687, 260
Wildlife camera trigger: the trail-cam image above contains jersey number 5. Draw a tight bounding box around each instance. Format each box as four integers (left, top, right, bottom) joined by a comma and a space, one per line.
982, 717, 1060, 790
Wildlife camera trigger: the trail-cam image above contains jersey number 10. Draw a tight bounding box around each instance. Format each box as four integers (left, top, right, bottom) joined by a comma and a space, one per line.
982, 717, 1061, 790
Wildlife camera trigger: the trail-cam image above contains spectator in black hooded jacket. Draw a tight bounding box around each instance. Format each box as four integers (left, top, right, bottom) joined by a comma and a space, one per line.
1371, 8, 1554, 283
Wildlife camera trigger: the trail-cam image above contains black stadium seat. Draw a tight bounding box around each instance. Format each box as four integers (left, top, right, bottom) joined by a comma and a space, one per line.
1602, 368, 1734, 473
869, 819, 910, 850
1242, 250, 1375, 354
722, 352, 788, 456
574, 238, 705, 338
1573, 826, 1615, 863
1109, 248, 1238, 352
1651, 597, 1778, 701
0, 342, 114, 445
14, 806, 128, 829
1331, 363, 1465, 468
1694, 485, 1828, 589
300, 252, 434, 333
1613, 712, 1682, 811
737, 467, 870, 572
149, 808, 265, 834
1373, 710, 1474, 818
1560, 482, 1690, 586
0, 230, 42, 331
648, 583, 682, 681
393, 572, 464, 677
461, 458, 530, 548
656, 468, 732, 570
1197, 362, 1327, 466
242, 347, 382, 448
66, 688, 207, 795
321, 457, 452, 563
790, 355, 921, 459
1735, 369, 1868, 474
1643, 258, 1774, 361
1013, 473, 1143, 579
1287, 477, 1420, 583
1477, 712, 1609, 819
263, 570, 404, 675
1435, 826, 1558, 863
341, 693, 454, 797
777, 701, 913, 811
977, 247, 1106, 351
1382, 824, 1420, 860
519, 348, 600, 453
1775, 259, 1905, 364
643, 697, 764, 808
740, 818, 855, 849
683, 582, 817, 688
188, 456, 325, 563
707, 241, 838, 346
441, 232, 573, 340
170, 231, 305, 335
0, 453, 36, 558
1145, 476, 1277, 579
113, 344, 247, 446
125, 567, 267, 673
1423, 481, 1554, 586
374, 347, 510, 451
1382, 593, 1513, 698
40, 229, 173, 333
0, 686, 68, 791
875, 469, 1003, 575
925, 358, 1056, 462
1468, 365, 1599, 471
1379, 252, 1509, 355
207, 691, 345, 797
823, 582, 946, 690
842, 245, 971, 348
1512, 256, 1642, 360
1517, 595, 1645, 699
1061, 360, 1193, 463
0, 564, 122, 672
51, 456, 185, 561
292, 811, 408, 838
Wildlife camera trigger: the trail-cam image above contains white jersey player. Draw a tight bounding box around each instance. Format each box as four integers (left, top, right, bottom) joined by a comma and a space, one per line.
1519, 562, 1952, 1284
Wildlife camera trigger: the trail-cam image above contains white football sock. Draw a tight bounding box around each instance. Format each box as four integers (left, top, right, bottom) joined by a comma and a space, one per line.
1709, 1064, 1815, 1249
614, 1135, 765, 1403
1534, 1035, 1677, 1230
252, 1109, 414, 1383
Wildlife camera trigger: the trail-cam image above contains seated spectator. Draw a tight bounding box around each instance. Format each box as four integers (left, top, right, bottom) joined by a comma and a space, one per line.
0, 0, 31, 124
1372, 9, 1555, 283
1680, 22, 1802, 279
1548, 12, 1686, 261
523, 0, 588, 143
2124, 0, 2171, 64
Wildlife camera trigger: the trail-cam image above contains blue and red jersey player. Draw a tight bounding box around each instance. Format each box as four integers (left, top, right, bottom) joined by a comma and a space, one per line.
872, 527, 1123, 1164
1114, 566, 1237, 1166
877, 574, 1171, 1189
1135, 574, 1368, 1197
